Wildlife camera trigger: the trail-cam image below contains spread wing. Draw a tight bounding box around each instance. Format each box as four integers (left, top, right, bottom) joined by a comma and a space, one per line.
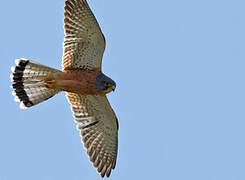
66, 92, 118, 177
62, 0, 106, 70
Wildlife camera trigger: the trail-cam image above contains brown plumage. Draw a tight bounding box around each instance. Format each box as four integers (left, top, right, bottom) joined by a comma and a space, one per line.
45, 68, 101, 94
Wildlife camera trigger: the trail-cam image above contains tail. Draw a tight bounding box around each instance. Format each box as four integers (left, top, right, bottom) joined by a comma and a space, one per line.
10, 58, 61, 109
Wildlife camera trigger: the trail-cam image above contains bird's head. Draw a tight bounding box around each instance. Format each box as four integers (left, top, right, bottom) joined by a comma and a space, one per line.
95, 73, 116, 94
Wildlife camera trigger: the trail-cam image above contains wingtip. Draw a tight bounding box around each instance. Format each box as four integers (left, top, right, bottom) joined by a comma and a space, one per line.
105, 164, 112, 177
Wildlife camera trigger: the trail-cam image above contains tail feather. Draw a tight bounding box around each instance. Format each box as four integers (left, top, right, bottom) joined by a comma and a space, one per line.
10, 58, 61, 109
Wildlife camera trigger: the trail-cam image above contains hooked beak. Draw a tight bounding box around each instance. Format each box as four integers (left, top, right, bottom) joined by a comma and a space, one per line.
112, 85, 116, 92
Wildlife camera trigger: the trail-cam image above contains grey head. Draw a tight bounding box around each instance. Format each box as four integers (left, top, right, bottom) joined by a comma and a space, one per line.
95, 73, 116, 93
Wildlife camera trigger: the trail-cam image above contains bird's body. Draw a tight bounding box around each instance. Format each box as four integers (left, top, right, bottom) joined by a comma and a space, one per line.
10, 0, 118, 178
45, 68, 101, 94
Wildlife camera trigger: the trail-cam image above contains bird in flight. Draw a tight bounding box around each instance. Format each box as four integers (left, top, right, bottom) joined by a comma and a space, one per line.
10, 0, 118, 177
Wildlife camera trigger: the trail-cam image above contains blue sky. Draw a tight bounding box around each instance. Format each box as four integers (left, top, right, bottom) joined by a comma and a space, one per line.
1, 0, 245, 179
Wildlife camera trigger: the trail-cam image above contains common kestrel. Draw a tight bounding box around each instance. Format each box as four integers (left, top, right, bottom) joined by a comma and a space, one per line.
10, 0, 118, 177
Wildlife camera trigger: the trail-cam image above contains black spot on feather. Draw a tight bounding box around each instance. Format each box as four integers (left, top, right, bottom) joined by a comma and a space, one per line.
82, 120, 99, 129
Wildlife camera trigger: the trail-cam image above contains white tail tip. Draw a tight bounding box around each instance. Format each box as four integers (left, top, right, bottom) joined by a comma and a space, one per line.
20, 102, 28, 109
11, 66, 16, 73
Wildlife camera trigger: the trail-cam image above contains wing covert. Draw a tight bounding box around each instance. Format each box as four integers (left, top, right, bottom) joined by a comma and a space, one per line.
66, 92, 118, 177
62, 0, 106, 70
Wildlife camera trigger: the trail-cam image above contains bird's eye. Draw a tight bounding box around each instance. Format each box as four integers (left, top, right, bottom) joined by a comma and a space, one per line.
104, 82, 109, 86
